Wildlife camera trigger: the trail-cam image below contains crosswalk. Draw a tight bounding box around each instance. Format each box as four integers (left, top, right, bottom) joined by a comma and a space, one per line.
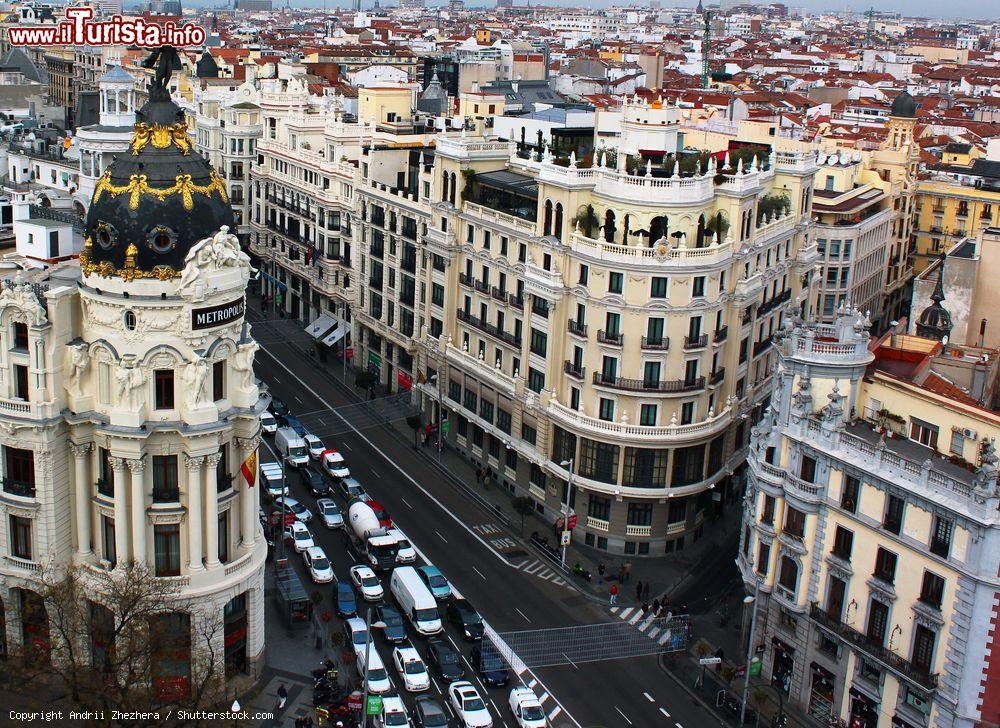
470, 523, 570, 587
525, 676, 565, 723
512, 557, 568, 586
609, 606, 688, 649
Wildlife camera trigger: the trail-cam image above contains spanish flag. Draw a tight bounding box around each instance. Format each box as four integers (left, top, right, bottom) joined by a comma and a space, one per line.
240, 450, 257, 488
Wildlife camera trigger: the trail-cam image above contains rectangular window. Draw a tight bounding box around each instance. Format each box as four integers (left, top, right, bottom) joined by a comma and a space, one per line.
578, 438, 619, 485
873, 547, 897, 583
212, 360, 225, 402
643, 361, 661, 386
930, 516, 952, 558
650, 277, 668, 298
912, 625, 936, 673
919, 571, 945, 609
800, 455, 817, 483
12, 321, 28, 350
909, 418, 939, 450
826, 576, 846, 621
832, 526, 853, 561
761, 494, 775, 525
627, 503, 653, 526
102, 515, 116, 566
883, 494, 904, 535
784, 506, 805, 538
640, 404, 657, 426
692, 276, 705, 298
608, 272, 623, 294
671, 444, 705, 486
756, 541, 770, 575
521, 423, 537, 446
13, 364, 28, 400
479, 399, 494, 424
950, 429, 964, 456
681, 401, 694, 425
4, 446, 34, 497
9, 514, 31, 559
216, 447, 230, 492
219, 512, 229, 563
841, 475, 860, 513
579, 264, 589, 285
588, 494, 610, 520
154, 369, 174, 409
530, 328, 547, 357
497, 409, 511, 434
778, 555, 798, 592
598, 398, 615, 422
527, 368, 545, 393
152, 455, 179, 502
623, 448, 669, 488
463, 388, 478, 412
866, 600, 889, 645
669, 500, 687, 524
154, 525, 181, 576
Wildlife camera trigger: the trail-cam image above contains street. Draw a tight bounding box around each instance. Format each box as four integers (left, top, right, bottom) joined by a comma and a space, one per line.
251, 308, 729, 728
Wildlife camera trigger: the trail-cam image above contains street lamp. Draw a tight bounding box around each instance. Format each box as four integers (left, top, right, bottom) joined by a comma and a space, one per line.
277, 454, 290, 560
429, 371, 443, 462
360, 607, 387, 728
740, 579, 762, 727
559, 459, 574, 569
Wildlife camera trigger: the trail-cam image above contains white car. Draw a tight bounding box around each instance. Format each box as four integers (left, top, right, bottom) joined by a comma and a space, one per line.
322, 449, 351, 480
387, 528, 416, 564
274, 496, 312, 523
357, 646, 392, 694
509, 687, 547, 728
316, 498, 344, 529
302, 546, 334, 583
304, 434, 325, 460
260, 462, 287, 497
350, 565, 384, 601
449, 681, 492, 728
260, 411, 278, 434
376, 695, 411, 728
344, 616, 369, 656
392, 646, 430, 692
283, 521, 314, 553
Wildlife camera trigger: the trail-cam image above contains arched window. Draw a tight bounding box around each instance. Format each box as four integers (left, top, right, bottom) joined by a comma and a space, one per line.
650, 216, 667, 245
441, 170, 449, 202
554, 203, 564, 239
603, 210, 616, 243
543, 200, 553, 236
778, 556, 799, 593
696, 214, 706, 248
449, 172, 457, 205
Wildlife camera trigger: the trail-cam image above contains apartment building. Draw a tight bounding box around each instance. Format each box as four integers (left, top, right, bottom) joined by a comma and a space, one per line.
402, 99, 820, 556
738, 306, 1000, 728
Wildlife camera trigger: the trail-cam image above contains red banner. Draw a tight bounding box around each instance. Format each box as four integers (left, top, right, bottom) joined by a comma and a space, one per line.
397, 370, 413, 391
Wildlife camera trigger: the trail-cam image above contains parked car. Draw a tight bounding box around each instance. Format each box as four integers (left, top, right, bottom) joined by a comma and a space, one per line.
260, 411, 278, 435
508, 687, 547, 728
416, 565, 452, 601
427, 638, 464, 682
449, 681, 493, 728
387, 528, 416, 564
447, 597, 484, 641
470, 643, 510, 688
322, 449, 351, 480
273, 496, 312, 523
335, 579, 357, 618
302, 546, 334, 583
412, 696, 449, 728
374, 604, 407, 644
269, 398, 289, 418
338, 476, 367, 501
375, 696, 411, 728
260, 462, 287, 497
283, 521, 314, 553
343, 616, 369, 656
316, 498, 344, 529
350, 565, 384, 601
299, 466, 329, 496
304, 434, 325, 460
392, 645, 431, 692
357, 647, 391, 694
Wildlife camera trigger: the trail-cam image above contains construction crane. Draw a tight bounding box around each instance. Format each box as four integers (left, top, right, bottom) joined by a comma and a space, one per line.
865, 7, 876, 48
701, 9, 713, 89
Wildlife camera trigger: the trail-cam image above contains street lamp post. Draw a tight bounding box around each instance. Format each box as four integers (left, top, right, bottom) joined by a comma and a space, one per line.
740, 579, 762, 727
359, 607, 387, 728
559, 459, 574, 569
430, 370, 443, 462
278, 454, 288, 560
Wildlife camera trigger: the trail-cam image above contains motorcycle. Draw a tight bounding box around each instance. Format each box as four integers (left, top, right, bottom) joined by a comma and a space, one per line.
572, 563, 592, 581
311, 658, 339, 681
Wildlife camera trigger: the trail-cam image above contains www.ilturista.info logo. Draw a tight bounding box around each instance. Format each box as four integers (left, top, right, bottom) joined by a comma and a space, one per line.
8, 6, 206, 48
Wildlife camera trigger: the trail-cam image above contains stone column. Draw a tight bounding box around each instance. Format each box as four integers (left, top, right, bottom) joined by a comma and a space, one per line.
127, 458, 147, 566
185, 455, 205, 571
204, 453, 222, 569
70, 443, 93, 555
235, 436, 261, 547
110, 457, 130, 566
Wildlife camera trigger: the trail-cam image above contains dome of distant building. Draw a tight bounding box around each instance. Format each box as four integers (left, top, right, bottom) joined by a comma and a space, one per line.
83, 50, 233, 279
890, 90, 917, 119
417, 70, 448, 115
196, 50, 220, 79
916, 254, 953, 342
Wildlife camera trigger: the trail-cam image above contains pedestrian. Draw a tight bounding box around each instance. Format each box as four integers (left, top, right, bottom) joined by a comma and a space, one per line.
277, 683, 288, 710
597, 561, 606, 581
618, 564, 626, 583
295, 718, 305, 728
260, 295, 268, 313
304, 716, 314, 728
485, 467, 492, 489
609, 583, 619, 605
475, 467, 482, 485
635, 580, 644, 601
643, 581, 651, 601
624, 560, 633, 583
641, 602, 649, 617
652, 597, 661, 615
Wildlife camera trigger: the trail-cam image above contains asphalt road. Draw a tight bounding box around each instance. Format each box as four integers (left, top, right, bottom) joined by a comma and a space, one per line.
250, 311, 726, 728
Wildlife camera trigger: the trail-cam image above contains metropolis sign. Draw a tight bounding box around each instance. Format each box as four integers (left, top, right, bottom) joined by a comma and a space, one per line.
191, 297, 246, 330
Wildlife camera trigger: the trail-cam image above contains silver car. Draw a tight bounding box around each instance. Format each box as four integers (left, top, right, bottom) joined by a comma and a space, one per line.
317, 498, 344, 529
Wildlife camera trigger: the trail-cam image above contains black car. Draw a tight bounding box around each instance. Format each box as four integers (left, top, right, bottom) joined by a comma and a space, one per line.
374, 604, 407, 644
447, 597, 484, 641
426, 638, 464, 682
412, 696, 449, 727
300, 467, 328, 496
470, 643, 510, 687
270, 397, 289, 418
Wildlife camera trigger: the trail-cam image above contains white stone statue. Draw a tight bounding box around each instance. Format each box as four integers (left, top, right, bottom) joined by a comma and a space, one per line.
0, 277, 47, 326
67, 342, 89, 396
178, 225, 255, 292
115, 363, 146, 409
233, 340, 259, 390
185, 356, 210, 408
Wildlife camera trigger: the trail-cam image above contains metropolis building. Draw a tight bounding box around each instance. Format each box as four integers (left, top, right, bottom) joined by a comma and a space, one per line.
0, 57, 267, 691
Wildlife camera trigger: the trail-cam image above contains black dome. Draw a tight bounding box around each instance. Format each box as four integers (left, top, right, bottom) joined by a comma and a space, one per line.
196, 51, 219, 78
890, 90, 917, 119
916, 254, 952, 341
83, 49, 232, 280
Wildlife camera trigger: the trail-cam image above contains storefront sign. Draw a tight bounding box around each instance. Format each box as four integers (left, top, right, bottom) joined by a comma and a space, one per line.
192, 297, 245, 330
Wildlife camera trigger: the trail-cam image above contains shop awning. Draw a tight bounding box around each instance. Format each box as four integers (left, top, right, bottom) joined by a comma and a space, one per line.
305, 314, 336, 340
321, 322, 348, 347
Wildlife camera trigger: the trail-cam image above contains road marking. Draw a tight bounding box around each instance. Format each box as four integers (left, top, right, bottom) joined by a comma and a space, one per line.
675, 723, 683, 728
431, 676, 441, 693
434, 530, 448, 543
618, 607, 634, 620
273, 376, 281, 384
615, 706, 633, 725
659, 708, 671, 718
523, 562, 544, 575
538, 692, 549, 704
341, 443, 352, 451
490, 699, 500, 714
400, 497, 412, 508
648, 627, 661, 639
609, 606, 620, 614
628, 611, 643, 625
294, 395, 303, 404
513, 559, 529, 569
473, 566, 487, 580
515, 607, 531, 623
644, 692, 655, 702
548, 706, 562, 720
562, 652, 578, 670
527, 679, 537, 689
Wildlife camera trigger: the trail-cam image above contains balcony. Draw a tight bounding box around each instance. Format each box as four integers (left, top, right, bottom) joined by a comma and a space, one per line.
568, 320, 588, 337
459, 272, 474, 288
625, 524, 652, 537
597, 330, 623, 346
457, 309, 521, 347
809, 604, 938, 691
564, 361, 585, 379
1, 477, 35, 498
709, 368, 726, 385
714, 326, 729, 343
491, 286, 507, 303
509, 294, 524, 311
587, 516, 610, 532
474, 279, 491, 295
759, 289, 792, 315
684, 333, 708, 350
753, 337, 773, 356
592, 372, 705, 393
641, 336, 670, 351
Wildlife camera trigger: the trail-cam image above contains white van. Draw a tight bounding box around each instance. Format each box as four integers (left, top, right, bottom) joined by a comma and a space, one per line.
275, 426, 309, 467
390, 566, 442, 636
